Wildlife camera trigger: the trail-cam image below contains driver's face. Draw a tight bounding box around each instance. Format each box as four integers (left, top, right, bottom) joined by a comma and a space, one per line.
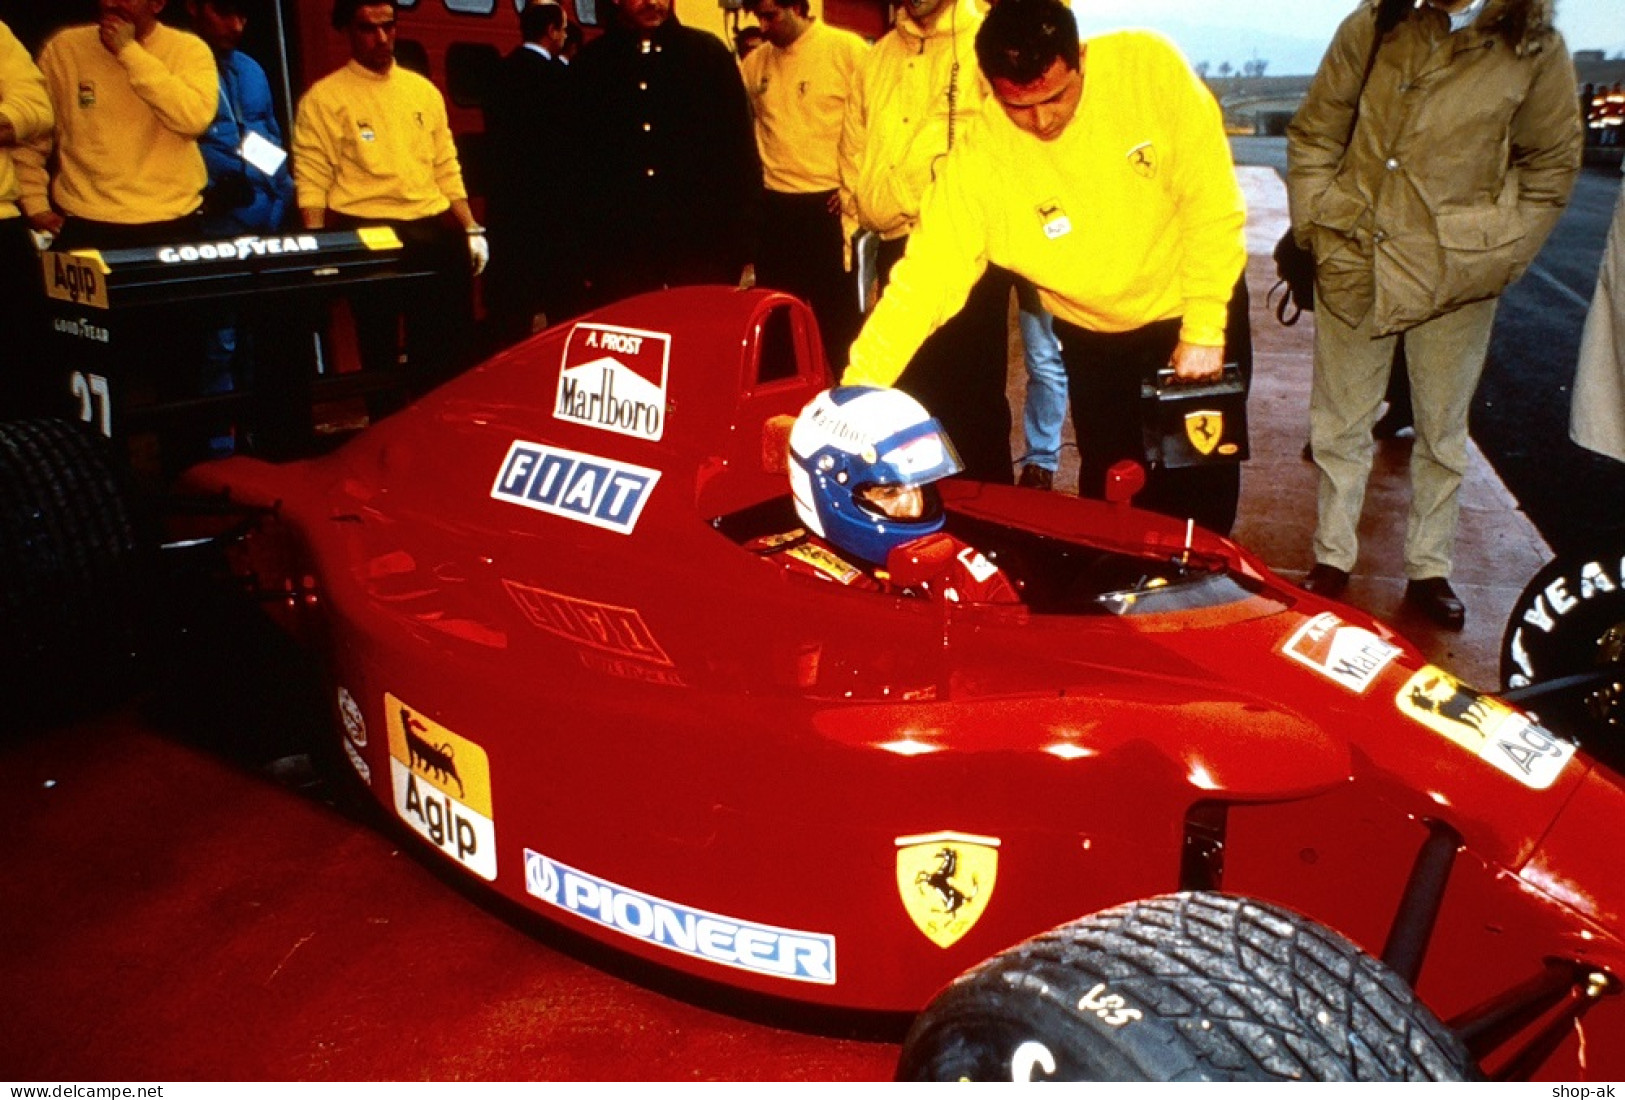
861, 483, 925, 520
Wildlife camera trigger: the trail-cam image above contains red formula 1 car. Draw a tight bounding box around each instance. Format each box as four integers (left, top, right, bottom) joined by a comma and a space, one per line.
9, 287, 1622, 1081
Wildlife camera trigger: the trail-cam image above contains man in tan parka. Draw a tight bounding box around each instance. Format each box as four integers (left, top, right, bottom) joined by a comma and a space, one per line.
1288, 0, 1581, 630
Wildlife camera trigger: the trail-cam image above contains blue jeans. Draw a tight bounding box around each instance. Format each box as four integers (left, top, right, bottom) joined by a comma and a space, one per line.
1017, 280, 1066, 471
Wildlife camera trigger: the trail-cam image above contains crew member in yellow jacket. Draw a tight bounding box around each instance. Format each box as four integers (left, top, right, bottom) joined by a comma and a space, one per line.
0, 19, 53, 416
294, 0, 486, 407
845, 0, 1249, 532
18, 0, 216, 249
838, 0, 1018, 485
742, 0, 868, 359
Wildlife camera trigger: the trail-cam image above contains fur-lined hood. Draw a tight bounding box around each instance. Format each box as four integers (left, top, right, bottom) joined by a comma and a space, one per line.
1371, 0, 1560, 55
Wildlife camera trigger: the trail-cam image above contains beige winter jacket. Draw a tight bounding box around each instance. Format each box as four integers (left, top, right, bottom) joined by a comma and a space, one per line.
1287, 0, 1582, 333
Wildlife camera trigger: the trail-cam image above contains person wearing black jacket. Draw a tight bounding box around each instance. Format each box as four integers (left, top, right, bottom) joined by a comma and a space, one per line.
569, 0, 762, 307
483, 0, 571, 345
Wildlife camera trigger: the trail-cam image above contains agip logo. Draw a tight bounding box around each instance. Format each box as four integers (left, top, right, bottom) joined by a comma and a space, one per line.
555, 323, 671, 442
895, 831, 1000, 948
1396, 667, 1575, 790
385, 694, 497, 880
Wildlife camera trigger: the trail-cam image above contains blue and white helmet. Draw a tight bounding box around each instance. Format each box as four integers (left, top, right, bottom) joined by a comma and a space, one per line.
788, 386, 964, 565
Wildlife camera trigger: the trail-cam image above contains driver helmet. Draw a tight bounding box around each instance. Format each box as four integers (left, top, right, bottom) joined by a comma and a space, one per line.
788, 386, 963, 565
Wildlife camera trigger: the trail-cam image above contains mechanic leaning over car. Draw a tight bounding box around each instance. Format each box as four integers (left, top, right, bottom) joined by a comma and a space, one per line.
842, 0, 1249, 534
747, 386, 1021, 604
292, 0, 487, 413
1288, 0, 1582, 632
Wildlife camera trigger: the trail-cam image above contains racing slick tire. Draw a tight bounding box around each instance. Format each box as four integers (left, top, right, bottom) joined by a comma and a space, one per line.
896, 892, 1479, 1082
0, 418, 149, 722
1501, 549, 1625, 754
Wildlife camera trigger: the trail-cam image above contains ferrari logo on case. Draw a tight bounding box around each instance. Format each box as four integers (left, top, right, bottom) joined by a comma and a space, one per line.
1184, 410, 1224, 455
895, 832, 999, 948
1396, 667, 1575, 790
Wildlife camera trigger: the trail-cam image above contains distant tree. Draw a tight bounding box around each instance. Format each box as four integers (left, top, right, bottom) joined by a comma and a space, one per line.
1243, 58, 1270, 78
1217, 60, 1233, 79
1194, 60, 1211, 79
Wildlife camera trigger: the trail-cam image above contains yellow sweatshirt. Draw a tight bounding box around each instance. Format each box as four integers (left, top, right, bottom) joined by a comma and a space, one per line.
0, 21, 52, 219
293, 60, 466, 221
847, 30, 1246, 386
742, 20, 869, 194
837, 0, 985, 242
20, 23, 214, 224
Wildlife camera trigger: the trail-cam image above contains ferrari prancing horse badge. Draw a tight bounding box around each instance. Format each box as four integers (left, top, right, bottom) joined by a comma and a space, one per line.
895, 831, 1000, 948
1184, 410, 1224, 456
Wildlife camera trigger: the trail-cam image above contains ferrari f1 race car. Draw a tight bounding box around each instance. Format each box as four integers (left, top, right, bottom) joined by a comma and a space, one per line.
5, 287, 1623, 1082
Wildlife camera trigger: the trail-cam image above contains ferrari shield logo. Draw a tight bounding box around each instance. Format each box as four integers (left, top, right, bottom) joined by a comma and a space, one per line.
895, 831, 1000, 948
1184, 410, 1224, 455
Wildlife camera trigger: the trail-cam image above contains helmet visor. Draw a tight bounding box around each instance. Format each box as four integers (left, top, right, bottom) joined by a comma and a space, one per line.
857, 482, 927, 520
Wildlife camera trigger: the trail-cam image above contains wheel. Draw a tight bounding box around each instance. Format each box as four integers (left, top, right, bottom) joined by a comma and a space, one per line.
0, 418, 150, 722
1501, 549, 1625, 755
896, 892, 1479, 1082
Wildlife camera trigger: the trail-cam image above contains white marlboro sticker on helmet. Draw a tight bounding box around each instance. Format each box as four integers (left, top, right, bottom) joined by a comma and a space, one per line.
1282, 612, 1402, 694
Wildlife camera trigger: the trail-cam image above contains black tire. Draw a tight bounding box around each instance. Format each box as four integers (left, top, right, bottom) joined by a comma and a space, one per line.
1501, 549, 1625, 754
0, 418, 150, 722
897, 892, 1479, 1082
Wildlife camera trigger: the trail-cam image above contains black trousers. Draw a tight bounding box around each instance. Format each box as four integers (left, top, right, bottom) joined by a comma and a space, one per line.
330, 211, 474, 411
756, 189, 862, 368
1053, 276, 1252, 535
1, 217, 49, 418
877, 237, 1015, 485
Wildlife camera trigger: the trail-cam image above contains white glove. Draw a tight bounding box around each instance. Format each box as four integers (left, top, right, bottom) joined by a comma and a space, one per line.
466, 229, 490, 277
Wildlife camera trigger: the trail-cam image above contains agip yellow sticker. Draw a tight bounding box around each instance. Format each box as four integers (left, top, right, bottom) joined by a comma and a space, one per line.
1396, 666, 1575, 790
385, 694, 497, 880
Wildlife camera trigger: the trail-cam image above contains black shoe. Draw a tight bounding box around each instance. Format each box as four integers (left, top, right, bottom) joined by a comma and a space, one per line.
1300, 564, 1350, 598
1017, 464, 1055, 491
1404, 577, 1466, 631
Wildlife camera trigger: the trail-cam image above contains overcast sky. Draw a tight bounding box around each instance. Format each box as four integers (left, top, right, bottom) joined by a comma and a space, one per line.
1071, 0, 1620, 76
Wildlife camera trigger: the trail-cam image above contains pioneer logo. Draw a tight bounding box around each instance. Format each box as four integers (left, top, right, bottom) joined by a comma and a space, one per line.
524, 849, 836, 984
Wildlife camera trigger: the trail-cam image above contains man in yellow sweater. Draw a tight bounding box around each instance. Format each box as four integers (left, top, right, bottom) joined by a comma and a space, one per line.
741, 0, 868, 359
293, 0, 486, 405
844, 0, 1248, 532
0, 19, 53, 416
18, 0, 216, 250
838, 0, 1017, 485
